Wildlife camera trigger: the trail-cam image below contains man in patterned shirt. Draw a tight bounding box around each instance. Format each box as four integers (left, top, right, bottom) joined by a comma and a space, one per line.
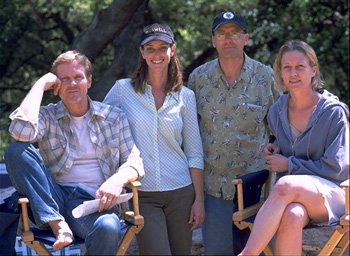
4, 51, 144, 254
187, 10, 281, 255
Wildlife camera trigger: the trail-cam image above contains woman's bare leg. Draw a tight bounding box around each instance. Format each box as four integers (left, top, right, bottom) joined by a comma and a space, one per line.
239, 175, 329, 255
274, 203, 309, 255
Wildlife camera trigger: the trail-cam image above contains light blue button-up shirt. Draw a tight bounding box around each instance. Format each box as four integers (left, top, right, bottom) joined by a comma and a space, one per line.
104, 79, 204, 191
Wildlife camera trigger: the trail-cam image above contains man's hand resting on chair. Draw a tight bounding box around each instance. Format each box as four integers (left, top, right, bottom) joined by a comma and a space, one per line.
96, 168, 139, 212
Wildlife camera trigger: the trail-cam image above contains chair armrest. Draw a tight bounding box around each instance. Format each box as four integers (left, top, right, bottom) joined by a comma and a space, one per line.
128, 181, 141, 187
17, 197, 34, 242
232, 202, 264, 222
232, 169, 271, 212
232, 178, 244, 211
340, 179, 349, 225
340, 179, 349, 187
123, 181, 144, 226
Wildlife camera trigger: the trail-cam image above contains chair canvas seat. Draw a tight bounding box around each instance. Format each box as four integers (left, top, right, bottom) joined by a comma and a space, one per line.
29, 227, 84, 246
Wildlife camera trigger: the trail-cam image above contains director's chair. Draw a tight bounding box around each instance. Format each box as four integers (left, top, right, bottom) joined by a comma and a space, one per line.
232, 169, 274, 255
319, 179, 349, 255
232, 170, 349, 256
17, 181, 144, 256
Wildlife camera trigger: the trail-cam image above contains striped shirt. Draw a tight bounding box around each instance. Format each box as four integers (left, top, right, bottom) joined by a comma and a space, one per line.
104, 79, 204, 191
8, 98, 144, 181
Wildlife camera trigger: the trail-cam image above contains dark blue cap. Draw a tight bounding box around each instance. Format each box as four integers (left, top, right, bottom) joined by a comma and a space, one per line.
140, 23, 175, 45
212, 11, 248, 33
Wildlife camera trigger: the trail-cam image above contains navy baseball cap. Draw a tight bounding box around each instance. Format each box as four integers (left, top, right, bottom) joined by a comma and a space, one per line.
140, 23, 175, 46
212, 11, 248, 33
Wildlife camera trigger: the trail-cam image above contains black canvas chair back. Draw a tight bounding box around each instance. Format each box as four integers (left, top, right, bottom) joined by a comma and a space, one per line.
236, 169, 270, 209
0, 164, 20, 255
0, 198, 20, 255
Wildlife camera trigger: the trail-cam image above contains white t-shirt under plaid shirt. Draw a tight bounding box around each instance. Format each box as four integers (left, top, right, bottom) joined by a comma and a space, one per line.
8, 98, 144, 182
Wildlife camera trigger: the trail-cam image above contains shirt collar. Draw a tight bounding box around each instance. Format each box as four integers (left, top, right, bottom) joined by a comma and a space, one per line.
145, 82, 181, 102
55, 97, 107, 121
213, 53, 255, 84
240, 53, 255, 83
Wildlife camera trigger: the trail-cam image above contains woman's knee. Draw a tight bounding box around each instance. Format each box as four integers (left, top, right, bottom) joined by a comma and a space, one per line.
280, 203, 308, 228
272, 176, 302, 198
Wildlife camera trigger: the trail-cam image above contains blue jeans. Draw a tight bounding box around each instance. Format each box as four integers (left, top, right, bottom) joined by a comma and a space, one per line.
202, 192, 250, 255
4, 142, 122, 255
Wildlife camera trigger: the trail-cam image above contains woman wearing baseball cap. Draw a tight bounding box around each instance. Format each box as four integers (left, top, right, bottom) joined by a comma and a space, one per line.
104, 23, 205, 255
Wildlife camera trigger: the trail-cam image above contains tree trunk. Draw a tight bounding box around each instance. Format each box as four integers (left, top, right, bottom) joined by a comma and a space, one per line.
71, 0, 146, 62
88, 2, 149, 100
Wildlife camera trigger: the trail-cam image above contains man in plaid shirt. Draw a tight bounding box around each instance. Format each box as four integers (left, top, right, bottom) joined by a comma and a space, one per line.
4, 50, 144, 255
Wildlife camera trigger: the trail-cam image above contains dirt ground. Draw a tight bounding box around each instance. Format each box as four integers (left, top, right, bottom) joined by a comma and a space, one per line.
125, 226, 204, 255
126, 225, 349, 256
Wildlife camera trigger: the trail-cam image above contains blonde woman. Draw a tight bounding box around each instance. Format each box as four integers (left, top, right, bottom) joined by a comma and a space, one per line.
239, 40, 349, 255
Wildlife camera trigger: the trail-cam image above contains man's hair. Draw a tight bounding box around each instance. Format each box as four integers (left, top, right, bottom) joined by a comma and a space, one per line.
51, 50, 92, 77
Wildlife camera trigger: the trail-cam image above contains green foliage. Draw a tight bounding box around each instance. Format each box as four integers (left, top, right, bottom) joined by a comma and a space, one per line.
0, 0, 349, 159
149, 0, 257, 67
0, 0, 112, 160
148, 0, 349, 106
250, 0, 349, 103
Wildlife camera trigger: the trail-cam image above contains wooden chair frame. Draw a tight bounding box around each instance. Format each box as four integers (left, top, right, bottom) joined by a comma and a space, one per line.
232, 171, 349, 256
232, 169, 274, 255
319, 179, 349, 256
17, 181, 144, 256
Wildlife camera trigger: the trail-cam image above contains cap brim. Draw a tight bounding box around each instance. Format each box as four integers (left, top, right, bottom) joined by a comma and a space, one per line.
212, 21, 245, 32
141, 35, 174, 45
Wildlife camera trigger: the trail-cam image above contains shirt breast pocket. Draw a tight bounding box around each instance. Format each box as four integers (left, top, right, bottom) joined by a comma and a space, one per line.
238, 103, 265, 134
44, 137, 66, 153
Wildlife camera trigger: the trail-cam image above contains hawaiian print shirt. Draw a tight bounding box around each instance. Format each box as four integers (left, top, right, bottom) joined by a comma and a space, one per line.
187, 54, 281, 200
